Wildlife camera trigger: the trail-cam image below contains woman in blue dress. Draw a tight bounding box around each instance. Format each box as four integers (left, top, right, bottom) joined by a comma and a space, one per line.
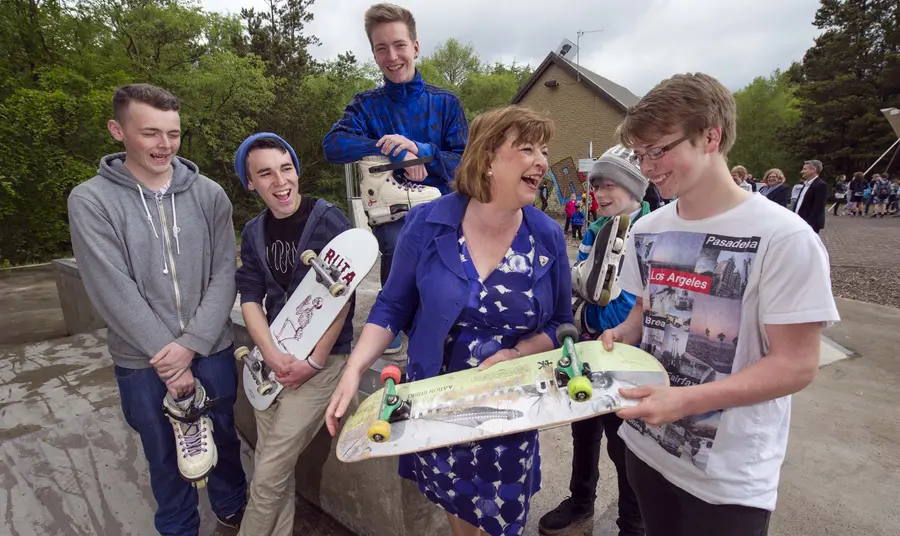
326, 105, 573, 536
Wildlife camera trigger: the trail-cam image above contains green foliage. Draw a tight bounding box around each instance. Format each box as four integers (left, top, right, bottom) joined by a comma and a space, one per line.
787, 0, 900, 179
418, 39, 533, 120
0, 0, 533, 265
729, 69, 802, 182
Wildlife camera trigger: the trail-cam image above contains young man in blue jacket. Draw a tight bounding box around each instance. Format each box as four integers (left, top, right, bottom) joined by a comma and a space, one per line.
233, 133, 355, 536
323, 2, 468, 353
539, 145, 650, 536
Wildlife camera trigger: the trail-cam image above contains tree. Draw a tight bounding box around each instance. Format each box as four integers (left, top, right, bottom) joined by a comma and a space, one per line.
418, 39, 532, 119
729, 69, 802, 181
788, 0, 900, 179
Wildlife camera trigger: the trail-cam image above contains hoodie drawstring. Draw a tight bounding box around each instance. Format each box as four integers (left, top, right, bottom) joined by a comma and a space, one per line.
137, 184, 160, 239
171, 193, 181, 255
137, 183, 182, 275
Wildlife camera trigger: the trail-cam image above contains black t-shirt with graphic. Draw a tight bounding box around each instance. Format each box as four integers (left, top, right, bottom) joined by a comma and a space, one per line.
265, 196, 315, 289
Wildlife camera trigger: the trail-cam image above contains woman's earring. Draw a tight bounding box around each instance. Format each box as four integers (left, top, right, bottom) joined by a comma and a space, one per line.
487, 170, 493, 176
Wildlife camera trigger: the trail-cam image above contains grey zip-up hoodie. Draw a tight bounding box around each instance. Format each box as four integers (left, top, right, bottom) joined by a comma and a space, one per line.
68, 153, 237, 369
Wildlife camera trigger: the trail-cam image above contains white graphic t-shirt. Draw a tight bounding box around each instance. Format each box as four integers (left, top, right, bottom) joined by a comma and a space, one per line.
618, 194, 840, 511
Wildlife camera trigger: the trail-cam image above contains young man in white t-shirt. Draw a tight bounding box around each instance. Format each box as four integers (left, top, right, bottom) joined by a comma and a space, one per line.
599, 72, 840, 535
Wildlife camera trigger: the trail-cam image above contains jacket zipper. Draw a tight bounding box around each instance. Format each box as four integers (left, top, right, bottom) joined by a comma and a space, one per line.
157, 195, 185, 330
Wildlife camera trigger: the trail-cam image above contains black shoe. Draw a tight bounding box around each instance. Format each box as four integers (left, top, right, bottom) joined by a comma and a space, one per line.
217, 507, 245, 529
538, 497, 594, 535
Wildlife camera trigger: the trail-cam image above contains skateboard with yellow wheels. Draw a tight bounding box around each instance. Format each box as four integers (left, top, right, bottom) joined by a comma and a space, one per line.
234, 228, 378, 411
335, 323, 668, 462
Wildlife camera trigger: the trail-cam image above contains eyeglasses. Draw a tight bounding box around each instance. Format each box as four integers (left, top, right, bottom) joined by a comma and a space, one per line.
628, 134, 692, 167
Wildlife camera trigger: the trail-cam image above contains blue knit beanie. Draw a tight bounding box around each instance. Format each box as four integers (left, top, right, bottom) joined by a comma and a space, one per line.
234, 132, 301, 190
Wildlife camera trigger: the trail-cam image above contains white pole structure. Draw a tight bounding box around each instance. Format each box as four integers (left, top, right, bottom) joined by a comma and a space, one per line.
863, 137, 900, 176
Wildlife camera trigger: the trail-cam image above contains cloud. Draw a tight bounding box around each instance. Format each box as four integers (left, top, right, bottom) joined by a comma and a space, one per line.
201, 0, 823, 95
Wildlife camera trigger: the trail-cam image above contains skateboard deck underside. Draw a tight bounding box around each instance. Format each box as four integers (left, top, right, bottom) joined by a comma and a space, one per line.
242, 228, 378, 411
336, 341, 668, 462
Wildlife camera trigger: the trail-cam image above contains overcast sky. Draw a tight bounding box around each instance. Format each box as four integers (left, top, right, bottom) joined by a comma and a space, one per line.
201, 0, 824, 96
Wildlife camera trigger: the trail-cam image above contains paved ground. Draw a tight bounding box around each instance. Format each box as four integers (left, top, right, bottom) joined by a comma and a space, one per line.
819, 212, 899, 268
2, 258, 897, 536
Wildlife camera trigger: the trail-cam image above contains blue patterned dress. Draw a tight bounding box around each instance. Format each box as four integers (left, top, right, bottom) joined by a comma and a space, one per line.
404, 220, 542, 536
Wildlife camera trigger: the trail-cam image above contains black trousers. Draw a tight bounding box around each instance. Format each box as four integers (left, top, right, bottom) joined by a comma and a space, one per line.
625, 448, 772, 536
570, 413, 643, 535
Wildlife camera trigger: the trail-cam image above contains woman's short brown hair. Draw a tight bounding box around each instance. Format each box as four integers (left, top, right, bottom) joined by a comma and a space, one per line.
731, 165, 748, 179
764, 168, 785, 182
455, 105, 555, 204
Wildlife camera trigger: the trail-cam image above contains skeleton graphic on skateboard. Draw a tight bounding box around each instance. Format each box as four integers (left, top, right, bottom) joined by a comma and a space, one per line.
274, 296, 324, 348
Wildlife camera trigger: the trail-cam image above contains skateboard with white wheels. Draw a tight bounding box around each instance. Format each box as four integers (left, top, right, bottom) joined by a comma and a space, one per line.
335, 323, 668, 462
572, 214, 631, 306
235, 228, 378, 411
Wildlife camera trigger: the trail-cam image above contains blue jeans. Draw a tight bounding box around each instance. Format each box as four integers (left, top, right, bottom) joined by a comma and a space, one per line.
372, 218, 405, 287
114, 346, 247, 536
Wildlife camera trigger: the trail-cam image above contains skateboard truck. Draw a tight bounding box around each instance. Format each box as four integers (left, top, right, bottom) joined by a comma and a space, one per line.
367, 365, 410, 443
234, 346, 277, 396
554, 323, 593, 402
300, 250, 345, 297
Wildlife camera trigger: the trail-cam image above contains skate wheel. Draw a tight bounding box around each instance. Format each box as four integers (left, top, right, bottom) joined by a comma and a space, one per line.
598, 289, 611, 306
555, 323, 579, 346
568, 376, 593, 402
234, 346, 249, 361
618, 214, 630, 232
300, 250, 317, 265
381, 365, 402, 385
329, 281, 346, 297
368, 420, 391, 443
612, 237, 625, 253
258, 382, 275, 396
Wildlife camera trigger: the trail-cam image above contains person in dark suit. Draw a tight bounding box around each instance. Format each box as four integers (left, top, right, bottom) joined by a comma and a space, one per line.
794, 159, 829, 233
760, 168, 791, 207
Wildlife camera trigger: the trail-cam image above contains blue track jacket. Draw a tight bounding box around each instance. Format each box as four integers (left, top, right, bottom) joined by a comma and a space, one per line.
322, 70, 468, 194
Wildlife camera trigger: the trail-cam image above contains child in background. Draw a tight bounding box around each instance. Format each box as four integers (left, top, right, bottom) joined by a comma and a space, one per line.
570, 200, 585, 240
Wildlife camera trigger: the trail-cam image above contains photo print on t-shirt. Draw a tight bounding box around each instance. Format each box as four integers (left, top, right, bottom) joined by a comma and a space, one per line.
628, 230, 761, 470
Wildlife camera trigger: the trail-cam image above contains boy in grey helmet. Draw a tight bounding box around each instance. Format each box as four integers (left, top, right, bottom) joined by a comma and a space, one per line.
539, 144, 650, 536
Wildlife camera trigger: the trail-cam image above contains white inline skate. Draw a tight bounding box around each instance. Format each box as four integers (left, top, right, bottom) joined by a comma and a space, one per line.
356, 155, 441, 226
571, 214, 631, 306
162, 378, 217, 488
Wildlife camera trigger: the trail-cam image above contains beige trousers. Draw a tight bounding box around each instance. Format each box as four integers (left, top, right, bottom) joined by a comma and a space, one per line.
238, 353, 348, 536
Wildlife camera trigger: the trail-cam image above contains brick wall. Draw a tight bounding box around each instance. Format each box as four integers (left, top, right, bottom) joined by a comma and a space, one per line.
518, 64, 627, 215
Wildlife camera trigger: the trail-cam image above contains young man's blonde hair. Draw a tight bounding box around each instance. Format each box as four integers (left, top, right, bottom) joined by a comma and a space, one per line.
618, 72, 737, 156
455, 105, 555, 204
364, 3, 416, 46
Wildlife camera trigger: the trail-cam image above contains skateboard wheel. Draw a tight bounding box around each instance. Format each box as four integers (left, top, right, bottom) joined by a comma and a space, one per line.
618, 214, 630, 232
598, 289, 611, 306
381, 365, 402, 385
368, 420, 391, 443
612, 237, 625, 253
329, 281, 346, 297
258, 382, 275, 396
234, 346, 249, 361
568, 376, 593, 402
300, 250, 317, 265
555, 323, 579, 346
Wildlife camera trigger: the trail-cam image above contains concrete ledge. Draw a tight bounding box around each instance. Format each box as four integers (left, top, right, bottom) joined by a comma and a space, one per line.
51, 258, 107, 336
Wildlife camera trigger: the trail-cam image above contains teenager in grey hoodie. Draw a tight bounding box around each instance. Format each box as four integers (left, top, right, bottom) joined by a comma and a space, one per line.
67, 84, 246, 535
